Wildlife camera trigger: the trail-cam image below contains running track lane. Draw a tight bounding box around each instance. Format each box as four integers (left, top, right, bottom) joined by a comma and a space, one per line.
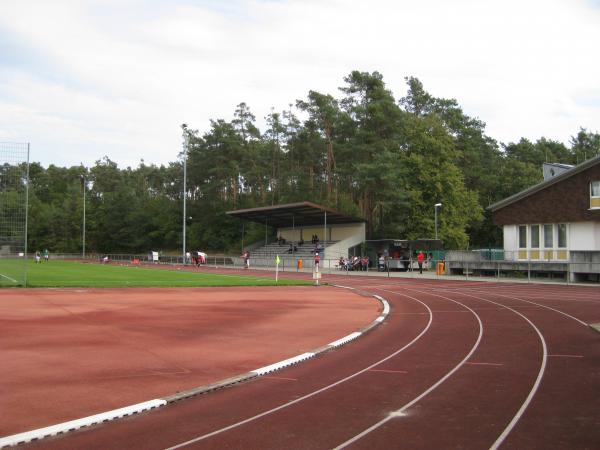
23, 276, 600, 449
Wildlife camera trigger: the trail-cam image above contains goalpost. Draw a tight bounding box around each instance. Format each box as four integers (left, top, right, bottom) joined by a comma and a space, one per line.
0, 142, 30, 287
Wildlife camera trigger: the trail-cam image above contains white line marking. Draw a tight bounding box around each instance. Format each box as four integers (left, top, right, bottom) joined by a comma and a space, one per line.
466, 289, 589, 326
451, 290, 548, 450
0, 400, 166, 448
0, 273, 18, 283
164, 293, 431, 450
333, 291, 484, 449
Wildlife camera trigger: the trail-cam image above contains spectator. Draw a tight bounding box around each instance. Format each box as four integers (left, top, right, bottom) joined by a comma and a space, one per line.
361, 256, 369, 271
417, 251, 425, 274
378, 254, 385, 271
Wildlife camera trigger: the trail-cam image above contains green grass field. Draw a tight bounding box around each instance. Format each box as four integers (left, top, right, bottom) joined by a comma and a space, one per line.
0, 260, 310, 288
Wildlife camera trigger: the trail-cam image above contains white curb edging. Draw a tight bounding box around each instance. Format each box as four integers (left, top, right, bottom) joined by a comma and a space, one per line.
0, 400, 166, 448
252, 352, 316, 375
1, 287, 390, 448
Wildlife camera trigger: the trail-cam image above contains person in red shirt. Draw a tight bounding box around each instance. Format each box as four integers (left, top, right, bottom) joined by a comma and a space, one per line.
417, 251, 425, 274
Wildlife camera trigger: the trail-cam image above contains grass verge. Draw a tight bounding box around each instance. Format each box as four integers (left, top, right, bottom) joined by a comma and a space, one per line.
5, 260, 310, 288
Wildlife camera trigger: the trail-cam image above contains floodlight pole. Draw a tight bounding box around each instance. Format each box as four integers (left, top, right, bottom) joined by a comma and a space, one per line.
434, 203, 442, 240
182, 128, 189, 265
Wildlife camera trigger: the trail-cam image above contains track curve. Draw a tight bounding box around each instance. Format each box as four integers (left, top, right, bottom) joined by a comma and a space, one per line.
22, 275, 600, 449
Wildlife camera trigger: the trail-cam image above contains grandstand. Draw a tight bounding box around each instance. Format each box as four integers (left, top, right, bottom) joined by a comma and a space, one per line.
227, 202, 365, 266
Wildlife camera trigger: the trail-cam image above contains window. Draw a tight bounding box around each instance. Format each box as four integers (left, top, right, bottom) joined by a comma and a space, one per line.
518, 225, 527, 248
558, 223, 567, 248
543, 224, 553, 248
530, 225, 540, 248
591, 181, 600, 208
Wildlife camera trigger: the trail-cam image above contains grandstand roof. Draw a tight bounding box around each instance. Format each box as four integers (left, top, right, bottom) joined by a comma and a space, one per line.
226, 201, 364, 228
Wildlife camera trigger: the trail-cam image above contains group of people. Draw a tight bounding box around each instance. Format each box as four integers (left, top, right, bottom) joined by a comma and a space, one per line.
185, 251, 207, 266
34, 249, 49, 263
338, 255, 370, 271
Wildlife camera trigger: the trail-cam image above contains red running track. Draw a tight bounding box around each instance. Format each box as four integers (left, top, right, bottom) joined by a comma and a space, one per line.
12, 271, 600, 449
0, 285, 379, 439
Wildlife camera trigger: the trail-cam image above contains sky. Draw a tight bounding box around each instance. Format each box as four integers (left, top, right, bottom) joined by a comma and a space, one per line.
1, 0, 599, 169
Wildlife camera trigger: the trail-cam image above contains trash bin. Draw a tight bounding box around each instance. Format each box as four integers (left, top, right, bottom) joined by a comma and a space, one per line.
297, 259, 303, 270
436, 262, 445, 275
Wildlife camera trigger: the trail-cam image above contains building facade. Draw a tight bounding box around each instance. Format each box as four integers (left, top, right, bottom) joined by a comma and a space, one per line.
489, 156, 600, 280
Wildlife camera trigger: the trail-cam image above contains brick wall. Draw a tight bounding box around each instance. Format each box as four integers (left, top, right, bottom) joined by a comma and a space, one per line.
493, 163, 600, 225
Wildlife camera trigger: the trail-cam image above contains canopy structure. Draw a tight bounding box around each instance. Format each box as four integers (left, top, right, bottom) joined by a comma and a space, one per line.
226, 201, 364, 228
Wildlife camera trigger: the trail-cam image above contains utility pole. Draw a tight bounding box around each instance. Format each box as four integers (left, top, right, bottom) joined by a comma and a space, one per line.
182, 125, 189, 264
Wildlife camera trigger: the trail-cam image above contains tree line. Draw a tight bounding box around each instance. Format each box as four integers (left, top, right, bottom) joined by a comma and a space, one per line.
10, 71, 600, 254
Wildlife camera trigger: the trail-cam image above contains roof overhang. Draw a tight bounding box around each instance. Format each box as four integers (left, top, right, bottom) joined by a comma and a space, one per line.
226, 201, 365, 228
488, 155, 600, 212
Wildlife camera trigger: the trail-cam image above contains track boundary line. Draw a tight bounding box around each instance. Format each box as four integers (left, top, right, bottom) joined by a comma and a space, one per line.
0, 285, 388, 449
466, 289, 589, 326
164, 291, 431, 450
333, 288, 484, 449
447, 290, 549, 449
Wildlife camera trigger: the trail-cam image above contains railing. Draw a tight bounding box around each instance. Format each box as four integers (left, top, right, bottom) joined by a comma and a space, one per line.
16, 252, 600, 285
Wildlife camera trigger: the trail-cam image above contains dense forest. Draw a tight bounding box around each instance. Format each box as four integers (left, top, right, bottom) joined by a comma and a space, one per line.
12, 71, 600, 254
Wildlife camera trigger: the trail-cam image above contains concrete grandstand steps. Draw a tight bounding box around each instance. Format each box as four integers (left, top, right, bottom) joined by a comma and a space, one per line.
249, 241, 337, 258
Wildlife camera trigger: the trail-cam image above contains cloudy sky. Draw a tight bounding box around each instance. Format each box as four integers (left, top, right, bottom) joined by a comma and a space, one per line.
1, 0, 599, 168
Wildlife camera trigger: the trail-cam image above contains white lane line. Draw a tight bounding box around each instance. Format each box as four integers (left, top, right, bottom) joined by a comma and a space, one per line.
465, 289, 589, 326
453, 290, 548, 450
0, 286, 388, 448
0, 273, 18, 283
164, 293, 432, 450
0, 400, 166, 448
333, 290, 484, 450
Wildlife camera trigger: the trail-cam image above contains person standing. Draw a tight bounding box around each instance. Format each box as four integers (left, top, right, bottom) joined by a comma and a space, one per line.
417, 251, 425, 274
43, 249, 49, 262
243, 250, 250, 269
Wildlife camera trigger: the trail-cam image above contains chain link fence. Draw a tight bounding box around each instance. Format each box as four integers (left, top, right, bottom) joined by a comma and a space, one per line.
0, 142, 29, 287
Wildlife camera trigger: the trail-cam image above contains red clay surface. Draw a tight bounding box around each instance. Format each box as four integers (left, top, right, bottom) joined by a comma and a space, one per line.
0, 285, 380, 437
5, 269, 600, 449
